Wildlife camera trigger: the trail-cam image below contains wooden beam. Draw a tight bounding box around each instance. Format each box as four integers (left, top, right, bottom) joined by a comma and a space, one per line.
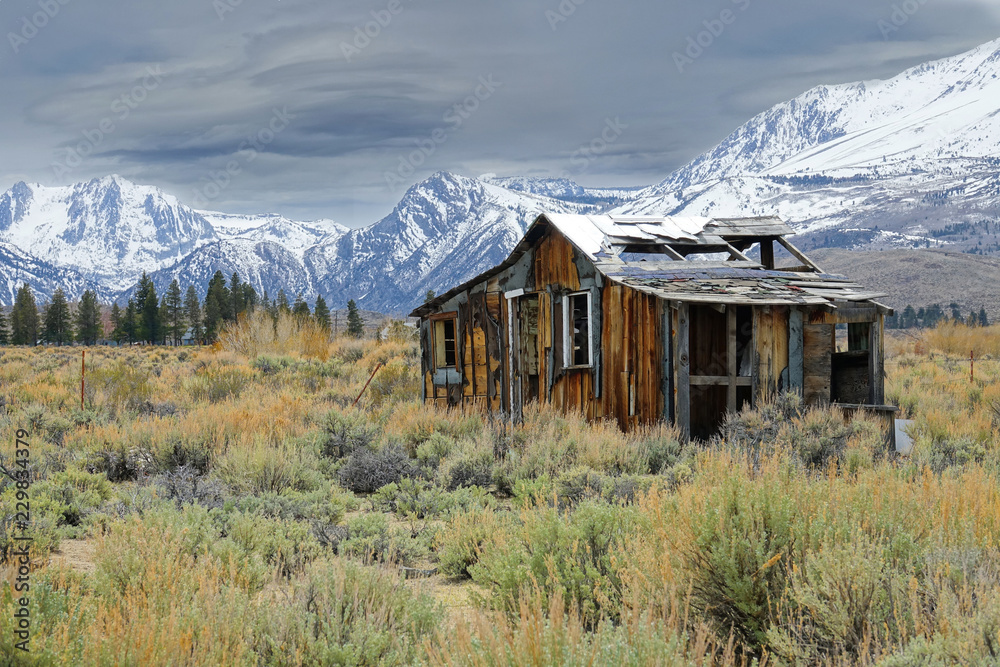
675, 303, 690, 441
662, 304, 674, 423
760, 240, 775, 270
789, 308, 804, 396
776, 236, 824, 272
727, 306, 738, 412
869, 312, 885, 405
725, 242, 754, 263
661, 245, 687, 261
690, 376, 752, 386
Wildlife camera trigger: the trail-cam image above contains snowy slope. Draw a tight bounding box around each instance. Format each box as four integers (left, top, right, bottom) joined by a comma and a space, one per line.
126, 239, 315, 303
306, 172, 597, 312
620, 38, 1000, 252
0, 242, 99, 305
0, 176, 217, 291
198, 211, 349, 259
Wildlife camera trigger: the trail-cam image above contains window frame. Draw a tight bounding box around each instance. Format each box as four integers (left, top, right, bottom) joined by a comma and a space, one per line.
562, 291, 594, 369
430, 312, 459, 371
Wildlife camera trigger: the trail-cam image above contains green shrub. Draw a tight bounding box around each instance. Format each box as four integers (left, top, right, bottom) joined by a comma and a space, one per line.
320, 409, 374, 460
188, 365, 252, 403
371, 479, 452, 519
471, 500, 645, 627
338, 445, 420, 494
87, 361, 153, 412
439, 443, 494, 491
436, 507, 515, 578
338, 513, 422, 566
224, 512, 323, 577
555, 466, 606, 505
254, 558, 439, 666
216, 442, 323, 496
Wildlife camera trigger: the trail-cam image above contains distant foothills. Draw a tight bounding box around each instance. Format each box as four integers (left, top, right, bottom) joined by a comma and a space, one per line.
0, 273, 368, 347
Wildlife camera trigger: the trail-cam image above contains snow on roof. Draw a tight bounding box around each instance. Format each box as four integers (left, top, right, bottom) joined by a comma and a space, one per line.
545, 214, 713, 260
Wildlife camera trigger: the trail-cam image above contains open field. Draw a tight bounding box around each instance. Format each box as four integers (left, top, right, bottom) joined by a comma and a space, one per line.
2, 315, 1000, 665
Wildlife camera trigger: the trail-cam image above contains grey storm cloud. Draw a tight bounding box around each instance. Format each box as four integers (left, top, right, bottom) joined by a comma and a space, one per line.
0, 0, 998, 225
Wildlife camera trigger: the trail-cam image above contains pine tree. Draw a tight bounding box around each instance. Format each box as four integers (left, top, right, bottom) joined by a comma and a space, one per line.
184, 285, 202, 344
11, 284, 39, 345
314, 295, 332, 331
901, 305, 916, 330
346, 299, 364, 338
230, 273, 245, 320
292, 293, 311, 319
163, 279, 184, 346
75, 290, 102, 345
43, 288, 73, 346
204, 271, 228, 342
424, 290, 436, 303
124, 299, 138, 344
979, 308, 989, 327
242, 283, 258, 313
110, 303, 126, 344
276, 289, 290, 314
0, 307, 9, 345
135, 273, 160, 344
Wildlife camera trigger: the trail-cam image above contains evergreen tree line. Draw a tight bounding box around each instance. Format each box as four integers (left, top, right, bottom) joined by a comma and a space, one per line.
887, 303, 990, 330
0, 271, 367, 346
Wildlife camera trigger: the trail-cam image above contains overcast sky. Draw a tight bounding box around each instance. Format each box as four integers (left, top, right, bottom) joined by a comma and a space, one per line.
1, 0, 998, 227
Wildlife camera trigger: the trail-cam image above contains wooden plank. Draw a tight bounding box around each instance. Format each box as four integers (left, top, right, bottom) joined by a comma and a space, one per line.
789, 308, 804, 396
760, 240, 775, 270
803, 323, 832, 405
727, 306, 737, 411
691, 376, 752, 386
773, 306, 789, 394
754, 306, 774, 401
675, 302, 691, 441
662, 302, 673, 423
808, 305, 879, 325
776, 236, 823, 272
869, 312, 885, 405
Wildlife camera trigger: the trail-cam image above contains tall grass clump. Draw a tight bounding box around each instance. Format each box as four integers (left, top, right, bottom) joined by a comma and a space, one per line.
219, 310, 331, 361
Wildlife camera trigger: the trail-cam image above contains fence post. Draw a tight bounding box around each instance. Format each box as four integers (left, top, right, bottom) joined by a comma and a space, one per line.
81, 350, 86, 411
971, 351, 975, 384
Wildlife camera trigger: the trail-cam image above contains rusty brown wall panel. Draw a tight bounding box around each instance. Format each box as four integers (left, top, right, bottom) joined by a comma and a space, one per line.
803, 323, 833, 405
535, 230, 581, 292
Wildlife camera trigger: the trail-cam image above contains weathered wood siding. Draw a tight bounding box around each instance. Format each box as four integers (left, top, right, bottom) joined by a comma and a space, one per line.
419, 221, 888, 436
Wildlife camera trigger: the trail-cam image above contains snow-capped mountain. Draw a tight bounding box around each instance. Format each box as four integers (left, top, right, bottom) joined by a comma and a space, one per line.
198, 211, 348, 260
0, 176, 217, 292
479, 175, 643, 209
305, 171, 598, 312
618, 38, 1000, 252
0, 242, 98, 306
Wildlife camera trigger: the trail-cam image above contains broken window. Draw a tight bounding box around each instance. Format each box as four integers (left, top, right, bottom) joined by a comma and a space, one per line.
432, 315, 458, 370
563, 292, 592, 367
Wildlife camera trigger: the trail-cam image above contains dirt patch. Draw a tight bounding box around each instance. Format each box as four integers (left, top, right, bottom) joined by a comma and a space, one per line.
49, 539, 97, 574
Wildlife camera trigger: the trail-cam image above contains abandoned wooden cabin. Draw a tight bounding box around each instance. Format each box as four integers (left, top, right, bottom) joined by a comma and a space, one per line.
411, 214, 894, 440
